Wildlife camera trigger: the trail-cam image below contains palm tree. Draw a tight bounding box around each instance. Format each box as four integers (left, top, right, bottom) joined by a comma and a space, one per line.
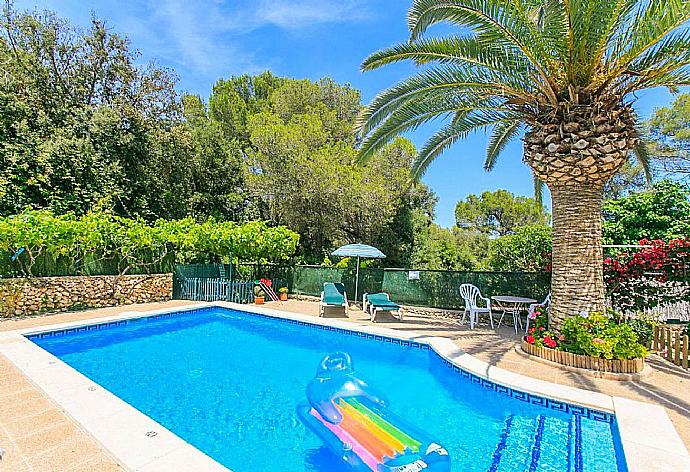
356, 0, 690, 331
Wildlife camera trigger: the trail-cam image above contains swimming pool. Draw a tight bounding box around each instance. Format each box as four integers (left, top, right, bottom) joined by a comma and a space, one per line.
30, 306, 626, 471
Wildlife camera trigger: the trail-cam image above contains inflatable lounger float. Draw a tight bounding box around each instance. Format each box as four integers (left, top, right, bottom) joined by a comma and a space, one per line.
297, 352, 450, 472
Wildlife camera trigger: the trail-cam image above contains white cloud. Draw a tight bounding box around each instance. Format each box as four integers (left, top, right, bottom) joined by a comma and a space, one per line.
145, 0, 256, 74
143, 0, 370, 80
254, 0, 368, 29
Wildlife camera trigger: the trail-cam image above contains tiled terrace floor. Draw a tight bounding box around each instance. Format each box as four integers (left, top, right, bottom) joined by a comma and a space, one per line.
1, 299, 689, 470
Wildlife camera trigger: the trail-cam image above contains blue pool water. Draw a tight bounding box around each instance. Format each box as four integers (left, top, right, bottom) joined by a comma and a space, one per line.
31, 307, 626, 472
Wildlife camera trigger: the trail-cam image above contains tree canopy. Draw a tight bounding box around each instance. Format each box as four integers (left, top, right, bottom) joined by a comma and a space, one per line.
603, 180, 690, 245
647, 92, 690, 178
488, 225, 552, 272
210, 75, 435, 264
455, 189, 549, 236
0, 5, 435, 265
0, 6, 252, 221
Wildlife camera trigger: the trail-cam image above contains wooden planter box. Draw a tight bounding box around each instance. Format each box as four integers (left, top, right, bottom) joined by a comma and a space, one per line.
521, 340, 644, 374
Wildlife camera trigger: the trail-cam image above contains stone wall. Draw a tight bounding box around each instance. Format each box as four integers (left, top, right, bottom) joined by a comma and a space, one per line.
0, 274, 172, 317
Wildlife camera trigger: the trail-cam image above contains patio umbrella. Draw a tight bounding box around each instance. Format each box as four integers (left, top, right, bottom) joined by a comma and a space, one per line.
331, 244, 386, 303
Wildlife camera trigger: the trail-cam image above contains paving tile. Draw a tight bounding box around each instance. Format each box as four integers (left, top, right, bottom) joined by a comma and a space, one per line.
0, 452, 31, 472
4, 409, 69, 439
0, 394, 54, 424
0, 383, 34, 401
14, 422, 81, 456
71, 456, 125, 472
27, 435, 104, 471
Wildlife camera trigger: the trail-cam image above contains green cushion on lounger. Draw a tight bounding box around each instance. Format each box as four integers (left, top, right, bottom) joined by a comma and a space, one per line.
366, 293, 400, 310
323, 283, 346, 306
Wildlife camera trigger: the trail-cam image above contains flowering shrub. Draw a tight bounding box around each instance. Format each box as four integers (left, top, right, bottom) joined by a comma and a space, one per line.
560, 312, 647, 360
528, 305, 548, 330
524, 309, 647, 360
525, 306, 564, 349
604, 238, 690, 284
604, 238, 690, 311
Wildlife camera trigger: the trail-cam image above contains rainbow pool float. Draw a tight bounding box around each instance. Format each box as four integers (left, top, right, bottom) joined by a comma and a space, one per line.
297, 352, 450, 471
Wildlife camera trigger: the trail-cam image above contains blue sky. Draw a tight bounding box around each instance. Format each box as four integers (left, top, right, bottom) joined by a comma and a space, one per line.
16, 0, 678, 227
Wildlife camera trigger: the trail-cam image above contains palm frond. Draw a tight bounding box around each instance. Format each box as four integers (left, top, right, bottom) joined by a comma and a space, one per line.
533, 0, 570, 60
623, 68, 690, 94
580, 0, 638, 60
566, 0, 639, 84
608, 0, 690, 79
412, 110, 508, 178
407, 0, 561, 104
358, 94, 509, 164
355, 66, 534, 138
631, 141, 653, 184
484, 119, 523, 170
626, 28, 690, 73
361, 36, 530, 75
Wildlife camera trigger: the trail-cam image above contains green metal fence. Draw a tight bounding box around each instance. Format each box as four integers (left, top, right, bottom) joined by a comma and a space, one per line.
173, 263, 289, 303
175, 278, 255, 303
231, 264, 551, 310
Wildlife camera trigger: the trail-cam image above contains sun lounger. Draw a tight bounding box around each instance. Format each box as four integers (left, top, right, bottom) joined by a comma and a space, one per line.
363, 292, 403, 322
320, 282, 348, 317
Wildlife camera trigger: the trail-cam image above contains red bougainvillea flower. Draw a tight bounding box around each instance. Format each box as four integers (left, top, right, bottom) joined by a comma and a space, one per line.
543, 336, 558, 348
539, 326, 545, 331
526, 336, 535, 344
528, 327, 536, 334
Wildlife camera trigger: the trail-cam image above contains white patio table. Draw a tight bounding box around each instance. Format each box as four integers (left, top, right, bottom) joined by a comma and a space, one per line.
491, 295, 538, 334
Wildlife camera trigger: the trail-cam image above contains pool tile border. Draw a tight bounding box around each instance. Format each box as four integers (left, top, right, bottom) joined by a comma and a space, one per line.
2, 301, 689, 472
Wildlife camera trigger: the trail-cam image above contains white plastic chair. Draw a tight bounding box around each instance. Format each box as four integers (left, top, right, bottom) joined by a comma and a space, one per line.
525, 293, 551, 334
459, 284, 493, 329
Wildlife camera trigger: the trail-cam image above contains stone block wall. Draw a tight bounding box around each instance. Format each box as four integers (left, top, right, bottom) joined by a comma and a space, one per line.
0, 274, 172, 317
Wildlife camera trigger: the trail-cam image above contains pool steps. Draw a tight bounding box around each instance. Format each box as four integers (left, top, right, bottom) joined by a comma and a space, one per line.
490, 413, 589, 472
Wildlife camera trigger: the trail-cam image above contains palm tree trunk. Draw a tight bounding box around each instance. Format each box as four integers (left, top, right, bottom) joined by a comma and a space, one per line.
548, 183, 605, 332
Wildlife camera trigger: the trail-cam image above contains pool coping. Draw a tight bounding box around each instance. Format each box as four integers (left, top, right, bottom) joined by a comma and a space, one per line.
0, 301, 688, 472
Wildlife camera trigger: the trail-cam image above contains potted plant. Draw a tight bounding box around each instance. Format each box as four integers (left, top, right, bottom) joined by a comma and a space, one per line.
254, 285, 265, 305
278, 287, 288, 301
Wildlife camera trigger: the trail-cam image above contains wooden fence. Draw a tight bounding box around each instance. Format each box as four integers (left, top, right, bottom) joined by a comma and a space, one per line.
651, 324, 690, 369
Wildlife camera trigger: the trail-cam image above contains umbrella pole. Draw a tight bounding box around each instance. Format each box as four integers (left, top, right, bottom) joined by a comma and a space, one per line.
355, 256, 360, 305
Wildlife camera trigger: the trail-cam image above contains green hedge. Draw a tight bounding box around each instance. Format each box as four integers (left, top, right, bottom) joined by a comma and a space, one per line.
0, 210, 299, 277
